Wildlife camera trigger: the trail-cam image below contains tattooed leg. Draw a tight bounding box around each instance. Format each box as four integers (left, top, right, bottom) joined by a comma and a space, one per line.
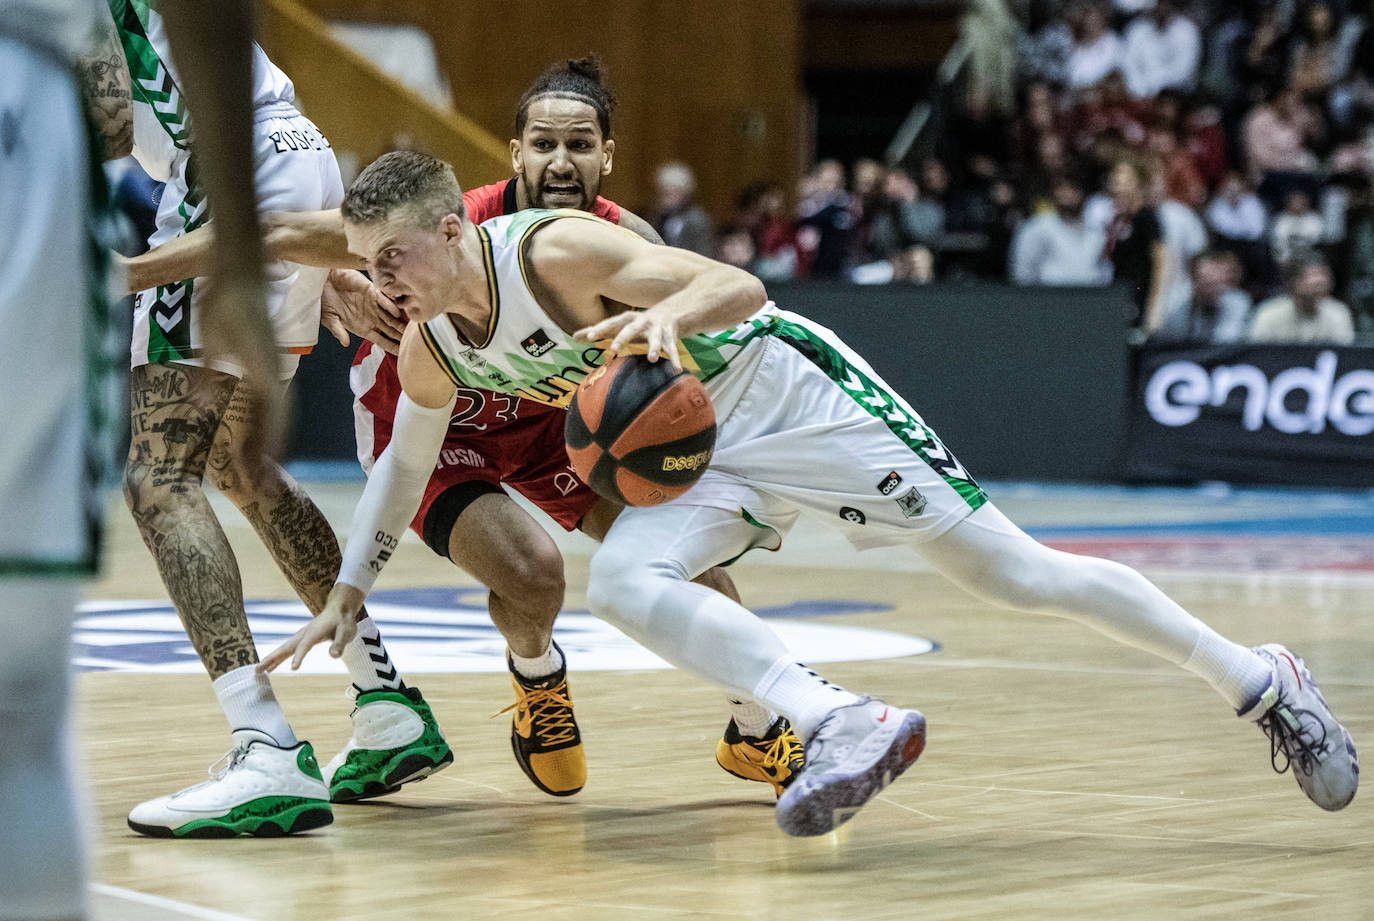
207, 379, 342, 615
123, 363, 257, 679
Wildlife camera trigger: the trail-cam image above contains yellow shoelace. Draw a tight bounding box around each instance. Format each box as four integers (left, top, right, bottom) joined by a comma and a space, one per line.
495, 682, 578, 747
759, 730, 803, 772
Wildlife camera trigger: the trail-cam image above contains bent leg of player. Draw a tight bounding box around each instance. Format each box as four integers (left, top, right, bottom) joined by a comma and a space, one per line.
437, 488, 584, 795
206, 379, 450, 803
122, 364, 330, 836
916, 503, 1359, 810
578, 498, 803, 794
586, 501, 925, 836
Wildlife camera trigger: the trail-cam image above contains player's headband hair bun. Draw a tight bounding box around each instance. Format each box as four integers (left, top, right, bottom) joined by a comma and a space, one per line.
516, 54, 616, 138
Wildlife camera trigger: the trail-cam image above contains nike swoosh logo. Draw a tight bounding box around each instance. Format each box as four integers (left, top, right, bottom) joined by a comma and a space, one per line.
1279, 652, 1303, 691
877, 708, 889, 723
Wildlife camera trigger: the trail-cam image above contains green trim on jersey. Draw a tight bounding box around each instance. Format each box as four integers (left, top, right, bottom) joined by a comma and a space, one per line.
108, 0, 191, 151
767, 318, 987, 511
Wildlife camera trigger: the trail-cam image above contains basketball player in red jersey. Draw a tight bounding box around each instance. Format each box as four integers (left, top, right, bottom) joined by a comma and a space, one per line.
124, 57, 804, 801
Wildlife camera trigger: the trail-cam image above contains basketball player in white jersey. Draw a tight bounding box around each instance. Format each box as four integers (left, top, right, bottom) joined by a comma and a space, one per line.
276, 151, 1356, 837
1, 0, 278, 913
108, 1, 451, 838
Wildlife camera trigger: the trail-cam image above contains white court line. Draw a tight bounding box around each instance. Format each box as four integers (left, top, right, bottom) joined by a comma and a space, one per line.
912, 656, 1374, 688
91, 884, 259, 921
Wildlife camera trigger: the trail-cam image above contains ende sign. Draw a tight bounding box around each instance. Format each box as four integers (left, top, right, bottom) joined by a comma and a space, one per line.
1144, 350, 1374, 436
1127, 345, 1374, 486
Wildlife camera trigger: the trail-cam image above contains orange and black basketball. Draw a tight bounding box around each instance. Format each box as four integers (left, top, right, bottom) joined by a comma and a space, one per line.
565, 355, 716, 507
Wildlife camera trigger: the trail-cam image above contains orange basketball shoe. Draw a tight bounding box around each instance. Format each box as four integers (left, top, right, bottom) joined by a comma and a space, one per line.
501, 644, 585, 796
715, 716, 805, 797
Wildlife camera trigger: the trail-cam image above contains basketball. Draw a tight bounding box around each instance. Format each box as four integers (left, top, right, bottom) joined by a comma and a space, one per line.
565, 355, 717, 506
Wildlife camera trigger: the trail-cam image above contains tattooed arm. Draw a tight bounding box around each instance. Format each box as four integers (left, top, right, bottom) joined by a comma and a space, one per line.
80, 14, 133, 161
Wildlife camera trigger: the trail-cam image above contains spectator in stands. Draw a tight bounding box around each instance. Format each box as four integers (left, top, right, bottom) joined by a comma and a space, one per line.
1146, 121, 1205, 208
1010, 80, 1069, 178
1121, 0, 1202, 98
1009, 173, 1111, 285
1179, 101, 1229, 189
1017, 0, 1074, 86
1231, 2, 1291, 101
1066, 3, 1124, 90
867, 167, 944, 262
1270, 189, 1326, 268
795, 160, 855, 279
850, 245, 935, 285
1207, 172, 1268, 244
734, 179, 799, 283
1288, 1, 1344, 99
1100, 158, 1170, 329
715, 224, 757, 274
1250, 256, 1356, 343
1206, 171, 1270, 286
1243, 85, 1322, 205
646, 161, 713, 256
1156, 175, 1211, 326
847, 157, 888, 267
1154, 250, 1253, 343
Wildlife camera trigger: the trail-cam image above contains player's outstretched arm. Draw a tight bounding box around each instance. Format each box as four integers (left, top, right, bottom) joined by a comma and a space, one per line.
561, 219, 767, 368
119, 210, 363, 294
259, 325, 456, 672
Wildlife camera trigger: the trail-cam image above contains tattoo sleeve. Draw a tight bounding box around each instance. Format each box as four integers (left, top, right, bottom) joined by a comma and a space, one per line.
80, 19, 133, 161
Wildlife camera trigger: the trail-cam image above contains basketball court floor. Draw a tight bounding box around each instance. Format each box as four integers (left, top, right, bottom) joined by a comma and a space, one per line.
79, 473, 1374, 921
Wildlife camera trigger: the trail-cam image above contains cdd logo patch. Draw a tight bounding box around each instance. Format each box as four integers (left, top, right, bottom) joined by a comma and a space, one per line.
877, 470, 903, 495
839, 506, 867, 525
521, 329, 557, 357
895, 487, 928, 518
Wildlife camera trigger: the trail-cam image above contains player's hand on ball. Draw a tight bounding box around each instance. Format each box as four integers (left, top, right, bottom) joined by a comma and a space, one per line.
259, 583, 366, 673
576, 307, 681, 370
321, 269, 407, 355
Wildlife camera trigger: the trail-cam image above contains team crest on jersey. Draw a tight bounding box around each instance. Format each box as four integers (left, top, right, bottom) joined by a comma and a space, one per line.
877, 470, 903, 496
895, 487, 928, 518
521, 329, 557, 357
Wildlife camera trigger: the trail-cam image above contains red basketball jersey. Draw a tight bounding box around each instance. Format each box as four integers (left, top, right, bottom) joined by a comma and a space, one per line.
352, 179, 624, 436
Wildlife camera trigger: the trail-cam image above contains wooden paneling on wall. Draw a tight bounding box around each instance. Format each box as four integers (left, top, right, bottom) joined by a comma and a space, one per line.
287, 0, 803, 220
259, 0, 510, 189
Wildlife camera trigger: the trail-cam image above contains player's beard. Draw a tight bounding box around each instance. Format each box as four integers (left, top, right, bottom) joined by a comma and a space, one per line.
527, 171, 591, 211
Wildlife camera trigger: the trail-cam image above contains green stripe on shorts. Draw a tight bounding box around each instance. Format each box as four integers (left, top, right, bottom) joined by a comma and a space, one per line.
767, 318, 987, 510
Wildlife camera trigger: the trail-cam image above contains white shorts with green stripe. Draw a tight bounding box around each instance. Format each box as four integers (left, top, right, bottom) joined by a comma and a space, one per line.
129, 104, 343, 380
678, 310, 987, 552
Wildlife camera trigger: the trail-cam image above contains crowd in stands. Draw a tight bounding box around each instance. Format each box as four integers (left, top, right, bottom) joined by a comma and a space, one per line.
654, 0, 1374, 345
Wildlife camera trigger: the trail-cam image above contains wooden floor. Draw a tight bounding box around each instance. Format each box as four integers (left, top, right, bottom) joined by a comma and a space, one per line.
80, 481, 1374, 921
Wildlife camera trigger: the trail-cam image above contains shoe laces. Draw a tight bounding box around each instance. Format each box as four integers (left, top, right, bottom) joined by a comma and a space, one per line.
755, 730, 803, 773
1258, 698, 1331, 778
495, 680, 577, 746
207, 744, 250, 781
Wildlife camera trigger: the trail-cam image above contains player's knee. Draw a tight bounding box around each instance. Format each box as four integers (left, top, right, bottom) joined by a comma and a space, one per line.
586, 547, 683, 627
492, 544, 566, 621
586, 545, 645, 624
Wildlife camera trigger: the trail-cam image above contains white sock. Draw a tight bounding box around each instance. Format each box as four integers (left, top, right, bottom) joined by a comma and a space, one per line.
510, 642, 564, 683
340, 615, 405, 692
753, 658, 861, 740
727, 698, 777, 738
213, 665, 297, 748
1183, 629, 1275, 712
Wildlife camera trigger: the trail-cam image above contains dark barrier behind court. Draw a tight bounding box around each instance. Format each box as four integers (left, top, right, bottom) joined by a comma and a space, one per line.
288, 283, 1138, 482
1126, 344, 1374, 487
